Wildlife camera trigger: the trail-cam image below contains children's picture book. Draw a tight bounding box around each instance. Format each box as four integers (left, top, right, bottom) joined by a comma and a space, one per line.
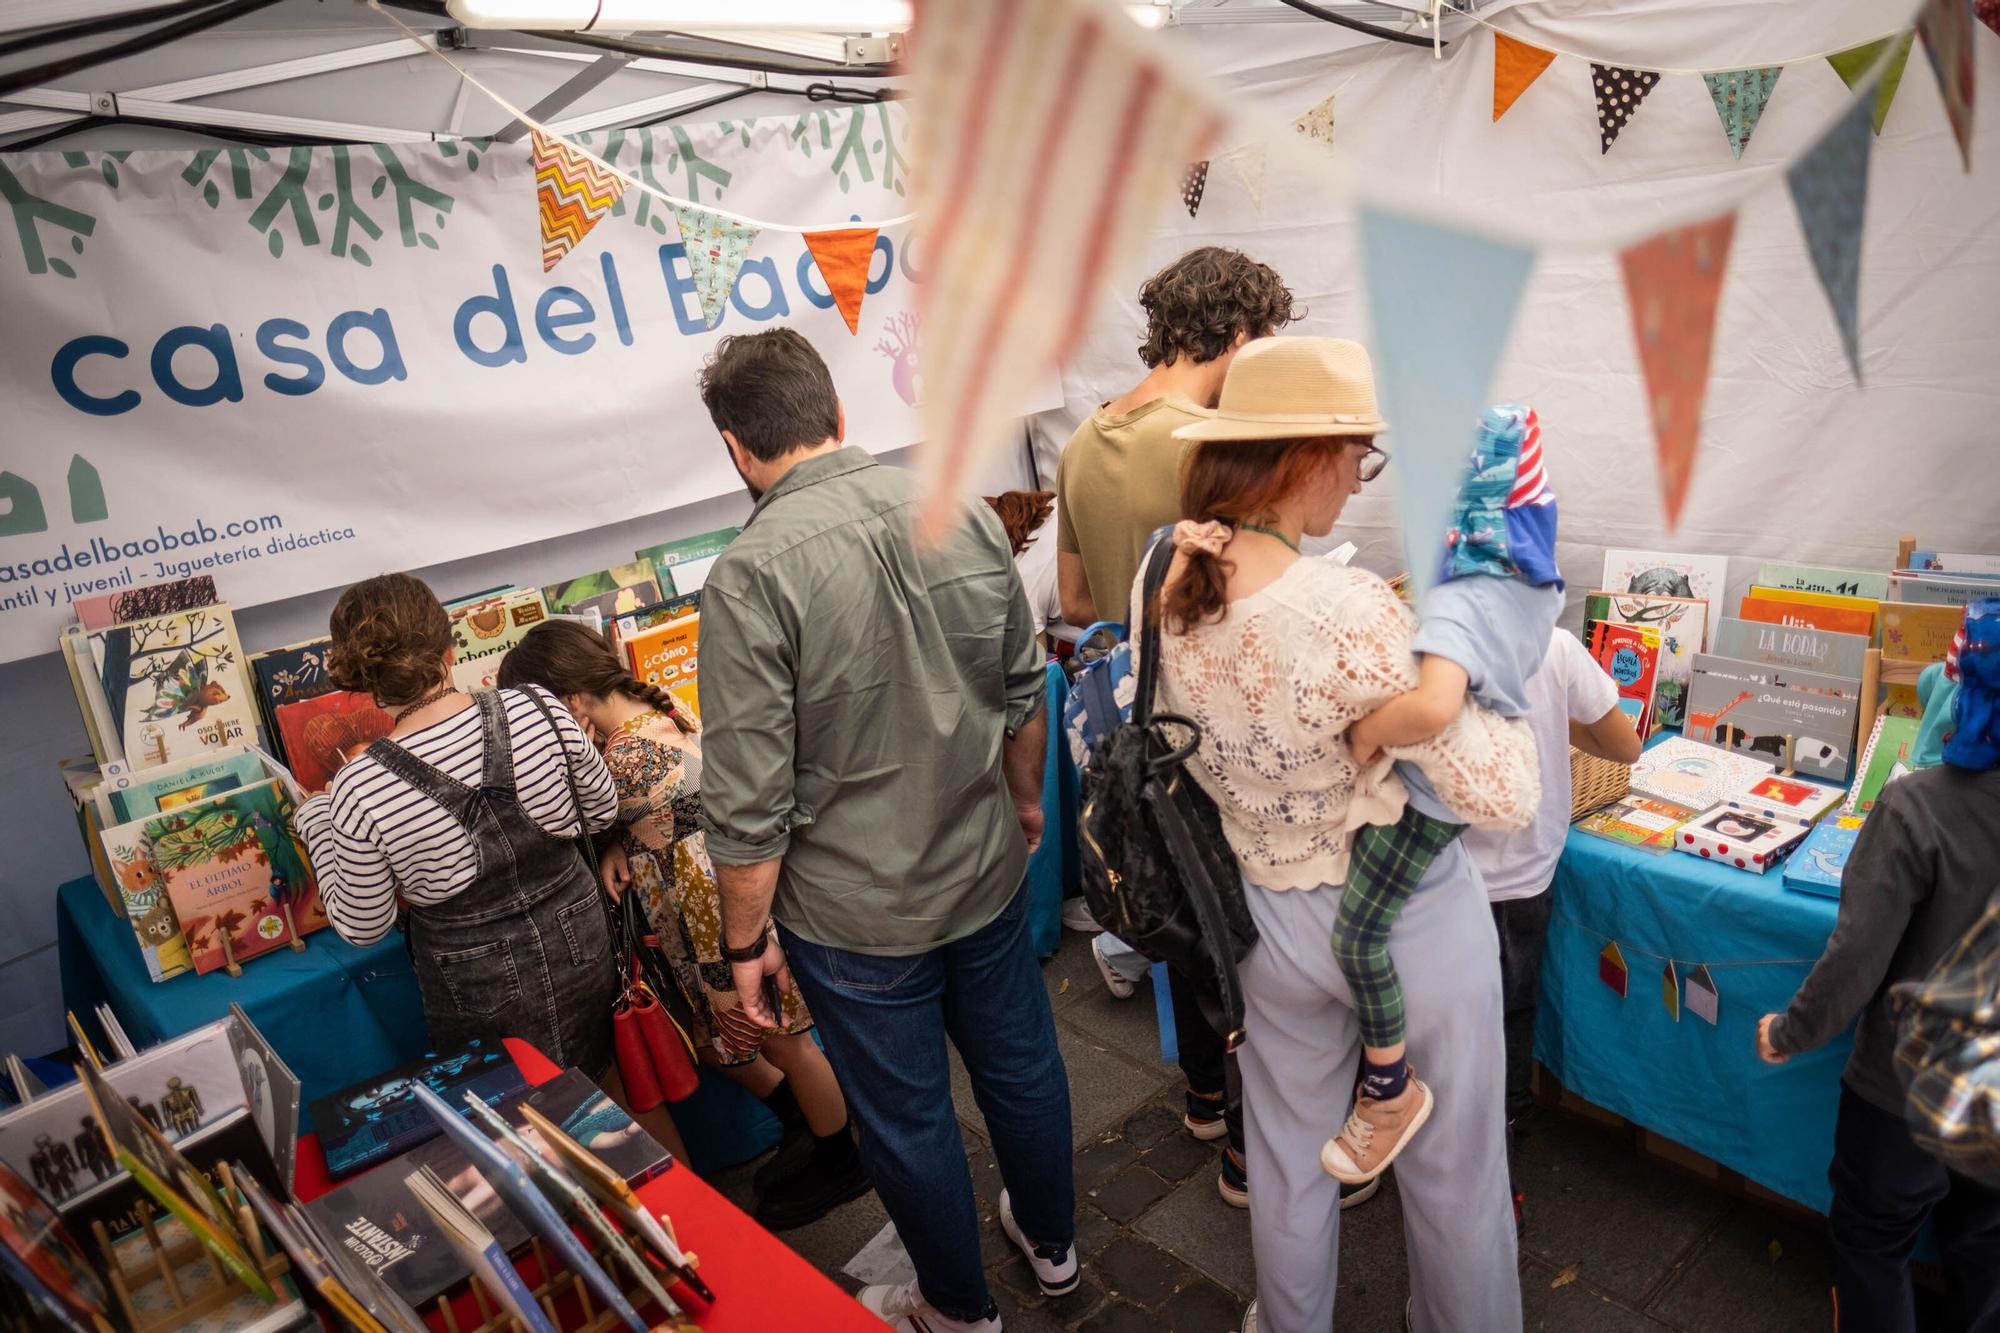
1711, 616, 1871, 680
102, 747, 267, 826
1755, 563, 1890, 602
224, 1005, 300, 1197
61, 629, 120, 766
1737, 592, 1876, 640
1842, 715, 1920, 815
1782, 814, 1867, 898
248, 636, 338, 766
1582, 590, 1706, 730
1572, 794, 1703, 851
636, 526, 741, 598
1683, 654, 1862, 780
611, 593, 701, 643
1888, 571, 1998, 608
73, 1058, 273, 1301
1600, 549, 1730, 648
144, 780, 327, 976
309, 1038, 527, 1181
624, 612, 700, 694
1722, 773, 1844, 828
405, 1164, 555, 1333
96, 815, 191, 982
57, 1107, 282, 1257
0, 1159, 116, 1333
1904, 550, 2000, 577
1626, 735, 1774, 812
72, 575, 219, 632
90, 607, 259, 772
272, 691, 393, 795
1675, 806, 1808, 875
1586, 620, 1662, 735
541, 562, 663, 621
1879, 601, 1963, 663
446, 588, 548, 693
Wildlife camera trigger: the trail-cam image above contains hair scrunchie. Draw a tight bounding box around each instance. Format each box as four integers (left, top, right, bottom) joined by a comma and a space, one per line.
1173, 519, 1233, 557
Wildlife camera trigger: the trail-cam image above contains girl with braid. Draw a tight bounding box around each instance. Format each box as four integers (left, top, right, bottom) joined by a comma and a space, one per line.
499, 621, 866, 1229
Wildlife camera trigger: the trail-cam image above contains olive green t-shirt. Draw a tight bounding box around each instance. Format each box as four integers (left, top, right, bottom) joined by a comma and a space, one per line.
1053, 395, 1207, 625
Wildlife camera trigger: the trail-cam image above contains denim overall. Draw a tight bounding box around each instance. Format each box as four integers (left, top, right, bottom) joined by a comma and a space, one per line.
366, 690, 618, 1079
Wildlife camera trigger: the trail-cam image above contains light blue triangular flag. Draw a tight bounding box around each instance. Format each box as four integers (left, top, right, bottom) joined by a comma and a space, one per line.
1785, 95, 1874, 383
1358, 206, 1536, 599
1703, 67, 1782, 159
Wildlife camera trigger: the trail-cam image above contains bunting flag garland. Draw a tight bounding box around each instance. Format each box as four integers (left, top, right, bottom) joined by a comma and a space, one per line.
1827, 33, 1915, 136
1703, 68, 1782, 159
803, 228, 879, 334
1620, 212, 1736, 531
1358, 205, 1535, 597
1683, 964, 1720, 1024
1786, 95, 1875, 383
1225, 144, 1267, 210
1599, 941, 1630, 998
1292, 93, 1336, 148
672, 205, 759, 329
1662, 960, 1681, 1021
1181, 160, 1210, 217
1916, 0, 1976, 172
909, 0, 1224, 538
1492, 32, 1557, 122
1592, 63, 1663, 154
531, 127, 624, 272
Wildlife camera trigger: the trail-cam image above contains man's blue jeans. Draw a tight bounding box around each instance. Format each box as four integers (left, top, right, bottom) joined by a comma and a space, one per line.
780, 888, 1075, 1322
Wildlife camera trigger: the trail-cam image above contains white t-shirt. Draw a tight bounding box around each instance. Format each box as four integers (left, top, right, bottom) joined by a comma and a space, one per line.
1462, 629, 1619, 902
1015, 509, 1063, 636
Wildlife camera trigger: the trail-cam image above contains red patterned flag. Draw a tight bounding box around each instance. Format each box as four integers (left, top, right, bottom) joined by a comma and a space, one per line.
1917, 0, 1976, 173
910, 0, 1224, 538
1620, 213, 1736, 530
531, 127, 624, 272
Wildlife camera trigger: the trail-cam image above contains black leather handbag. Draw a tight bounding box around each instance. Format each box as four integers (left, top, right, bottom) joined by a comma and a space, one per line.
1077, 538, 1258, 1041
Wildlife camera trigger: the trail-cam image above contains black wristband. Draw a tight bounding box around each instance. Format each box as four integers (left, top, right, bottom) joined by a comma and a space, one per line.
720, 930, 771, 964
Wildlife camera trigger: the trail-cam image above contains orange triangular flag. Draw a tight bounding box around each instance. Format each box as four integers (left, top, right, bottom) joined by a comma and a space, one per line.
804, 227, 878, 334
1619, 212, 1736, 530
1493, 33, 1557, 122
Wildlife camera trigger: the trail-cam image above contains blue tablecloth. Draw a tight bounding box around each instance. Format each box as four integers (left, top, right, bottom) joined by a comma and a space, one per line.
1536, 825, 1844, 1213
55, 876, 776, 1171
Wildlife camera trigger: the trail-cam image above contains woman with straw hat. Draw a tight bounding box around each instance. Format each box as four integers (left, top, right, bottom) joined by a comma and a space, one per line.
1137, 336, 1536, 1332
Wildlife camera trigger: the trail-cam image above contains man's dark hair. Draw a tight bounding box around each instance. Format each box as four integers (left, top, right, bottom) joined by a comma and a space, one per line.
1135, 247, 1297, 369
697, 328, 841, 462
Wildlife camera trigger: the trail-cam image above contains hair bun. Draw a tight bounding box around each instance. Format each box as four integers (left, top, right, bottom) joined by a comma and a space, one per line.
326, 573, 453, 707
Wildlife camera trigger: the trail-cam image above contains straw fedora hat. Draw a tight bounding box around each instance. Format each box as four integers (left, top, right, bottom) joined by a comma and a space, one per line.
1173, 336, 1386, 442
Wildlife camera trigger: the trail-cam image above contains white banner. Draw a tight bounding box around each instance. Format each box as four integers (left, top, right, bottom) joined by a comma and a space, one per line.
0, 107, 1031, 663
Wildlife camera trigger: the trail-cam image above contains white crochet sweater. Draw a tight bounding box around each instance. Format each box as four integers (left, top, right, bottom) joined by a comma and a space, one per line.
1140, 557, 1541, 892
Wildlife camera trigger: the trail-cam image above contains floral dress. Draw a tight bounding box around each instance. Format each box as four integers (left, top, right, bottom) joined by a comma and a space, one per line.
602, 709, 813, 1065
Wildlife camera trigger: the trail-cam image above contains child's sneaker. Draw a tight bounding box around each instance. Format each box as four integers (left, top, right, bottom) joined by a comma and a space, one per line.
1090, 934, 1136, 999
857, 1282, 1001, 1332
1217, 1146, 1248, 1208
1183, 1089, 1229, 1141
1320, 1072, 1434, 1184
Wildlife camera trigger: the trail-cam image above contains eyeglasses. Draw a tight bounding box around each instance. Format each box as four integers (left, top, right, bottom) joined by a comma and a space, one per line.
1355, 443, 1389, 483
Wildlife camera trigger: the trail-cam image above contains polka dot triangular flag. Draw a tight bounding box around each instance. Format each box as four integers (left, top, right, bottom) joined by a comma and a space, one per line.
531, 127, 624, 273
1916, 0, 1976, 173
672, 205, 758, 329
1702, 67, 1782, 160
1620, 211, 1737, 530
1826, 33, 1914, 136
1786, 95, 1874, 382
1181, 160, 1210, 218
1492, 32, 1556, 122
804, 227, 878, 334
1292, 94, 1335, 149
1591, 63, 1663, 154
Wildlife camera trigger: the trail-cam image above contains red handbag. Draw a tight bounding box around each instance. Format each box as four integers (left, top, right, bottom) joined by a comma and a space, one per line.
618, 960, 700, 1105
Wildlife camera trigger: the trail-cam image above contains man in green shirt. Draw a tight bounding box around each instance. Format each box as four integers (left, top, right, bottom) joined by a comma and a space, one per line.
695, 329, 1073, 1333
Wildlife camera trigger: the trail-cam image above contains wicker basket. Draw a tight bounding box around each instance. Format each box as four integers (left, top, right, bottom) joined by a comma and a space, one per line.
1569, 745, 1631, 821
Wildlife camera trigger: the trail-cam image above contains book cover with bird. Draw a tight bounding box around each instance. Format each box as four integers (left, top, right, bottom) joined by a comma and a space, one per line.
145, 780, 327, 976
90, 607, 259, 772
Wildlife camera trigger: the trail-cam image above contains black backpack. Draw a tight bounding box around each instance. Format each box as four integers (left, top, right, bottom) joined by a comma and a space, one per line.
1078, 538, 1258, 1040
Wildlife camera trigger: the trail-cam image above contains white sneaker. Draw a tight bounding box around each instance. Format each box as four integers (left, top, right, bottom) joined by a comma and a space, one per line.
1089, 934, 1136, 1000
997, 1189, 1080, 1296
1062, 897, 1101, 932
856, 1281, 1001, 1332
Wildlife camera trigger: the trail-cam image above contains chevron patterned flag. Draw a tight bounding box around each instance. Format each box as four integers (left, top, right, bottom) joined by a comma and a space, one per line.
910, 0, 1225, 538
532, 127, 624, 272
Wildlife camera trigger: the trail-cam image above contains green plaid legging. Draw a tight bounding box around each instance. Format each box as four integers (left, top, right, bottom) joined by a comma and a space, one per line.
1336, 806, 1465, 1049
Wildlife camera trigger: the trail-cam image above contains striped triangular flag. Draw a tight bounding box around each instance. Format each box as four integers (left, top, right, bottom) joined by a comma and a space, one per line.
532, 128, 624, 272
910, 0, 1223, 537
673, 205, 758, 329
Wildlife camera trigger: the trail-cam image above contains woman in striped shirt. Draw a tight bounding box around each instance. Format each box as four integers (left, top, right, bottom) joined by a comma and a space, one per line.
295, 572, 686, 1160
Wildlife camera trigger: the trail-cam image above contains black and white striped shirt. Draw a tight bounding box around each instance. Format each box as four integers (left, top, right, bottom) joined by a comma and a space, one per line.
295, 686, 618, 947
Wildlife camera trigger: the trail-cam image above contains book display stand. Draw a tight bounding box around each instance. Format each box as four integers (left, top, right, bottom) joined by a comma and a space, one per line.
436, 1225, 704, 1333
86, 1162, 291, 1333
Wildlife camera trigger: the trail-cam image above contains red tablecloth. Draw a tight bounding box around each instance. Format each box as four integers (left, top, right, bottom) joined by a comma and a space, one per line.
293, 1038, 881, 1333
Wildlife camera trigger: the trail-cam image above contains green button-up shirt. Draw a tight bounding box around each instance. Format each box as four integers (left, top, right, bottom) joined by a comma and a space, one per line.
696, 447, 1048, 954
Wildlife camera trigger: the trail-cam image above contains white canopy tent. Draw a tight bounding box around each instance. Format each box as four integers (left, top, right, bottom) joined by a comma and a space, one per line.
0, 0, 1995, 1057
